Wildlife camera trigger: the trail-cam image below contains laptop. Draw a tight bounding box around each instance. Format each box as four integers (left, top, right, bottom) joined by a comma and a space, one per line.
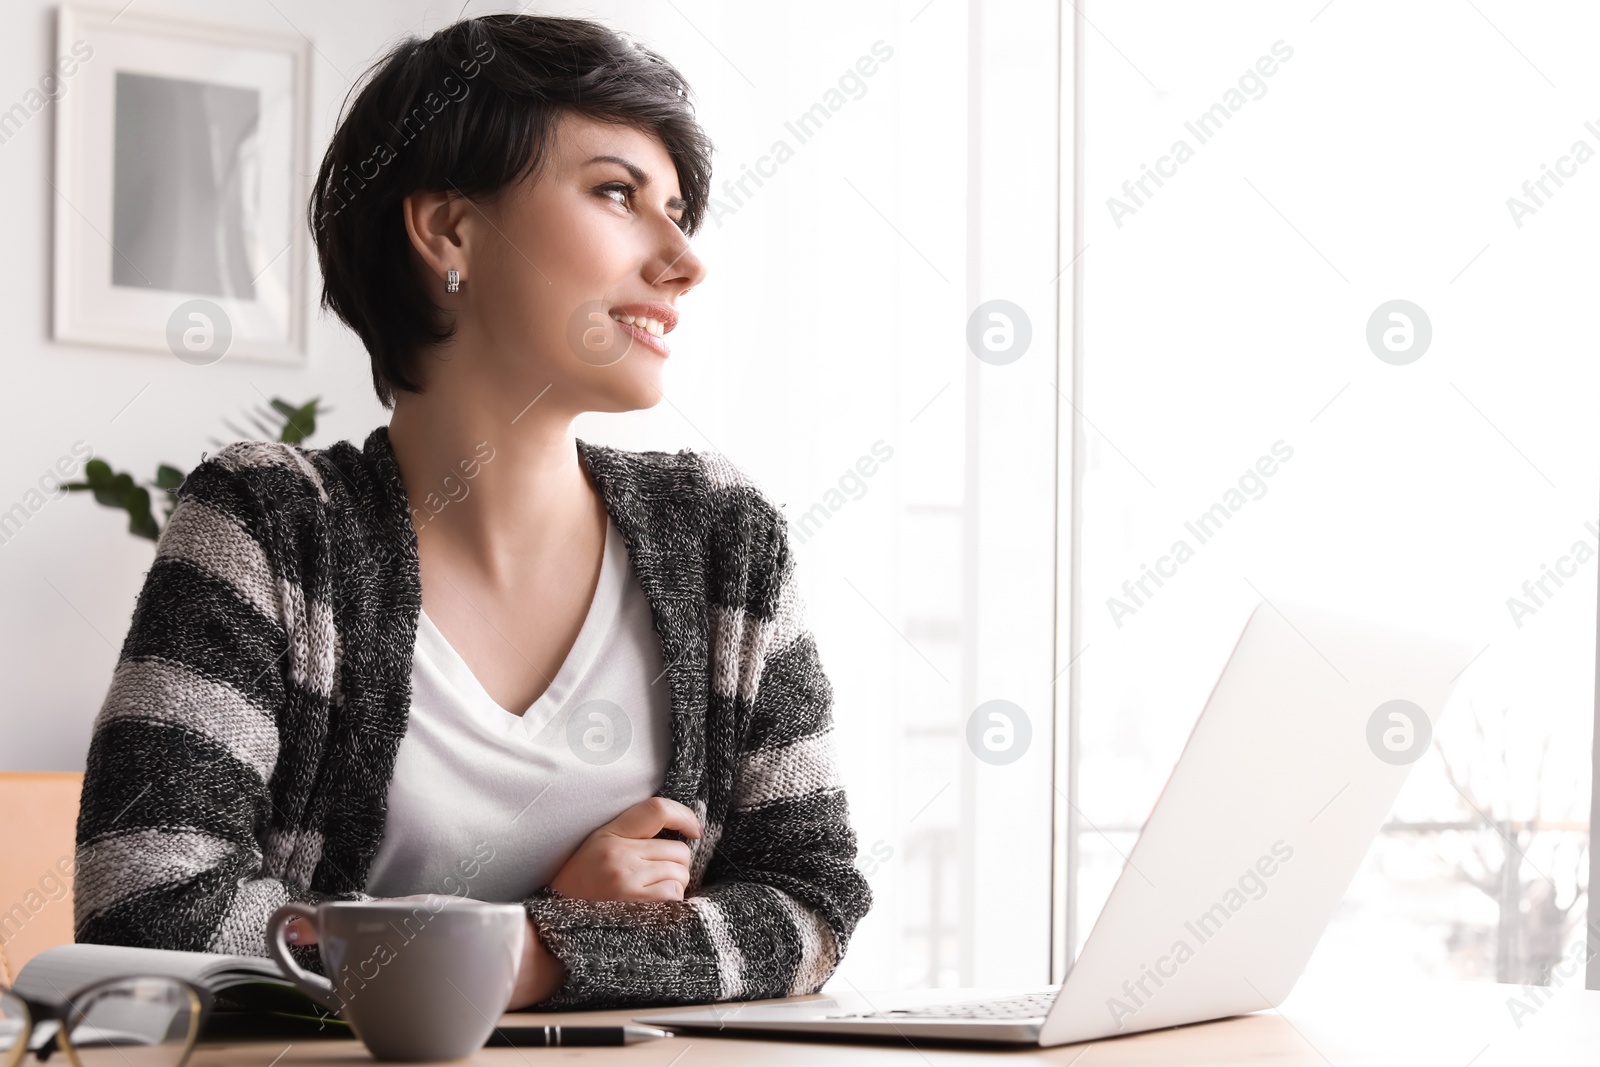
635, 599, 1472, 1046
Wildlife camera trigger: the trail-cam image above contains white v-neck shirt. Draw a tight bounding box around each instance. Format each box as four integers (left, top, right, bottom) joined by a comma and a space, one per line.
364, 515, 673, 902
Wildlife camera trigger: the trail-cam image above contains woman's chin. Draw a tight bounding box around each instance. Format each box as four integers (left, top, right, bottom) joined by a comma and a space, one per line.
589, 375, 666, 414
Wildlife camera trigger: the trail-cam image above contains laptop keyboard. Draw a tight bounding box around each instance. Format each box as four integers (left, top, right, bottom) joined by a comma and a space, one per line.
828, 992, 1055, 1021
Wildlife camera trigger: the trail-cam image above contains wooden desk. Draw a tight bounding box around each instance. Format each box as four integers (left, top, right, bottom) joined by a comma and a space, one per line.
188, 973, 1600, 1064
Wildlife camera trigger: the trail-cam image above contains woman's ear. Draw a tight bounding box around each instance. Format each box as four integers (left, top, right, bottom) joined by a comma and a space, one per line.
402, 190, 473, 288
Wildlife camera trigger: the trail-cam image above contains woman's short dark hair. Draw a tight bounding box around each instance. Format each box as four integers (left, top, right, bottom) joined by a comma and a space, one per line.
308, 14, 713, 407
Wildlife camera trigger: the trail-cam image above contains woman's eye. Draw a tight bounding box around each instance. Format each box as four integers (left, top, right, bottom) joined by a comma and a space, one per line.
601, 181, 687, 230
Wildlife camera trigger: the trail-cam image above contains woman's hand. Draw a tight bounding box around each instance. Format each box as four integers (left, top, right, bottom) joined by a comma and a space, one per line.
283, 916, 318, 946
549, 796, 702, 902
508, 917, 565, 1009
279, 795, 700, 1004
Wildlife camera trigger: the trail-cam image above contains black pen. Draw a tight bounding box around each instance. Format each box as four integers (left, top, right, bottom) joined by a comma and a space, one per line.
487, 1024, 672, 1047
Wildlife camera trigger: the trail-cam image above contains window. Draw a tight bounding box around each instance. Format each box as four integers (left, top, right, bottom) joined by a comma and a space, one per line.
1066, 0, 1595, 990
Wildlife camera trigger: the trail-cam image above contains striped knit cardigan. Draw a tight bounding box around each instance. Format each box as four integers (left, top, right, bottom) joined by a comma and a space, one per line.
72, 425, 872, 1009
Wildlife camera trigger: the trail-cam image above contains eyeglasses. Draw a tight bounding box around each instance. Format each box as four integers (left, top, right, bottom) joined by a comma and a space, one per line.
0, 977, 207, 1067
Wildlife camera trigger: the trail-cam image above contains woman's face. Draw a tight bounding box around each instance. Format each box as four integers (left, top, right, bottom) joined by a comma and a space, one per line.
455, 112, 707, 415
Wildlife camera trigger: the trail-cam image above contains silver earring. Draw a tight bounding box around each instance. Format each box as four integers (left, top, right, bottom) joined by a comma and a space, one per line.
445, 269, 460, 293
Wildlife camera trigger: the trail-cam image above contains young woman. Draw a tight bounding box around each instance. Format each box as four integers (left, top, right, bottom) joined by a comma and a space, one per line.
72, 13, 871, 1010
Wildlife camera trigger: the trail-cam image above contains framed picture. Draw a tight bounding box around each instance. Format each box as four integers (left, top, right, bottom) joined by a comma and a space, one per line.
52, 5, 311, 365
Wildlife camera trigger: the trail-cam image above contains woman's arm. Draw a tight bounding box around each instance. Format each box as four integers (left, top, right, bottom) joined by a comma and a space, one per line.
521, 509, 874, 1009
74, 452, 344, 954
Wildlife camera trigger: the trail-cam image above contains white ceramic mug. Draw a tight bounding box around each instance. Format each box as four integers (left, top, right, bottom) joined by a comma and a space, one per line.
268, 896, 526, 1061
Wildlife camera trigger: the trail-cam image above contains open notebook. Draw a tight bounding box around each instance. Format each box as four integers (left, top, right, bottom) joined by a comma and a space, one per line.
14, 944, 345, 1039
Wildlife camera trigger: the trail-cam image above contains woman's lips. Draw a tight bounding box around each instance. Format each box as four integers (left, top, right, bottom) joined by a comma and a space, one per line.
615, 318, 670, 357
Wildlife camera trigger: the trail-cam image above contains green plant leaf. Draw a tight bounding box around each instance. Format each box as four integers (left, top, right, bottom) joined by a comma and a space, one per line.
64, 460, 110, 493
154, 465, 186, 491
275, 396, 321, 445
94, 470, 133, 509
72, 402, 327, 546
82, 459, 113, 487
125, 485, 159, 540
69, 458, 164, 540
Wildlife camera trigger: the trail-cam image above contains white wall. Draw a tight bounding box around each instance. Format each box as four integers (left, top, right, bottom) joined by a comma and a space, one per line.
0, 0, 432, 770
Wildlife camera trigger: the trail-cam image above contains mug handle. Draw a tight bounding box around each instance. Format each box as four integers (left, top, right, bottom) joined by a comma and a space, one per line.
267, 903, 341, 1013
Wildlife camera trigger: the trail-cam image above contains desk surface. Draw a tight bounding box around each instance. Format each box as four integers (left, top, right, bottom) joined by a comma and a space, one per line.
189, 973, 1600, 1065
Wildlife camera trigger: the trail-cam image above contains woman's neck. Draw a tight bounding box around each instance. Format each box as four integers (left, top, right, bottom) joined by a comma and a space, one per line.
386, 378, 604, 588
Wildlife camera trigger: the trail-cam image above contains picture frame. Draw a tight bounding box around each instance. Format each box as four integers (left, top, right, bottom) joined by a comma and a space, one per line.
52, 5, 312, 365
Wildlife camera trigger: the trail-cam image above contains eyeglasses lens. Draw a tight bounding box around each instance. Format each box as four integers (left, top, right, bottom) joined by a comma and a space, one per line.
0, 990, 32, 1067
62, 979, 197, 1067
